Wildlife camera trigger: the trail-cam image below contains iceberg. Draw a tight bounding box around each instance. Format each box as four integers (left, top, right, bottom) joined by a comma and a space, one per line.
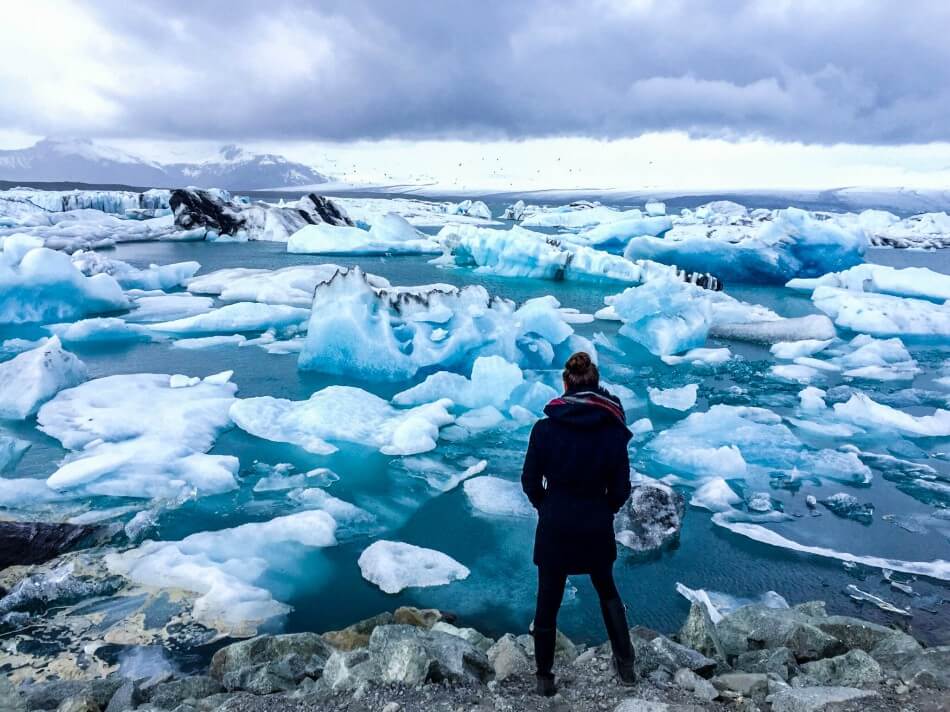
811, 286, 950, 339
148, 302, 309, 336
660, 347, 732, 366
648, 384, 698, 411
521, 203, 649, 229
787, 263, 950, 302
37, 371, 238, 499
287, 215, 440, 255
833, 392, 950, 437
0, 234, 128, 324
106, 510, 339, 635
770, 339, 834, 360
625, 207, 867, 283
571, 215, 673, 252
0, 337, 87, 419
830, 335, 918, 381
0, 187, 170, 216
463, 476, 535, 518
450, 199, 492, 220
0, 432, 30, 472
675, 583, 789, 625
124, 294, 215, 323
689, 478, 742, 513
298, 267, 594, 381
71, 251, 200, 291
357, 540, 470, 594
230, 385, 455, 456
859, 211, 950, 249
47, 317, 152, 344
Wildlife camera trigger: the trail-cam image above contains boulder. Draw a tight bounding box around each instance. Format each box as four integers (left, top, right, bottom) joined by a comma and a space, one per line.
320, 648, 379, 691
651, 635, 717, 677
812, 615, 908, 652
796, 649, 881, 687
613, 700, 707, 712
868, 631, 922, 670
712, 672, 769, 699
209, 632, 333, 694
716, 606, 845, 661
793, 601, 827, 618
22, 679, 123, 711
735, 647, 797, 681
673, 668, 719, 701
516, 629, 578, 663
898, 646, 950, 689
369, 625, 491, 685
0, 677, 26, 712
767, 686, 880, 712
146, 676, 223, 709
393, 606, 444, 629
487, 634, 532, 681
56, 697, 100, 712
678, 602, 727, 661
103, 679, 138, 712
322, 612, 394, 651
615, 482, 685, 553
431, 621, 494, 653
0, 521, 101, 569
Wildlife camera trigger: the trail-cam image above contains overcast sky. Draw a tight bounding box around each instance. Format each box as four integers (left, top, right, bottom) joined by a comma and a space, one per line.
3, 0, 950, 189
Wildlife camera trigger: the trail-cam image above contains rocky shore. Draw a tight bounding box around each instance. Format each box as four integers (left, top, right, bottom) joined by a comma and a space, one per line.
2, 593, 948, 712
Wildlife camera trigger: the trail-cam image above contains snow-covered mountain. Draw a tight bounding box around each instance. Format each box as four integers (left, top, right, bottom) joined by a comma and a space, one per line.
0, 139, 330, 190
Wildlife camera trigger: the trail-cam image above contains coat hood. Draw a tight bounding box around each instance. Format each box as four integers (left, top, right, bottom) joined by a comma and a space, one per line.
543, 387, 631, 438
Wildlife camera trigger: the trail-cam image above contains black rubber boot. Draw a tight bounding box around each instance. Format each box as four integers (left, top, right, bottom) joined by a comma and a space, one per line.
533, 626, 558, 695
601, 598, 636, 686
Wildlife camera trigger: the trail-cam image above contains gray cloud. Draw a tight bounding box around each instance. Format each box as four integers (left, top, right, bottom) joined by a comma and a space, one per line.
9, 0, 950, 144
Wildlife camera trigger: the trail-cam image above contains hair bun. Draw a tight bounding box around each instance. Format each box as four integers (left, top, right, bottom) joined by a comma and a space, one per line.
566, 352, 592, 374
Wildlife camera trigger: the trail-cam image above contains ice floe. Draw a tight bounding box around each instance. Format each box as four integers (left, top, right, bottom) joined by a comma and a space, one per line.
463, 476, 535, 518
788, 263, 950, 302
811, 286, 950, 339
230, 385, 455, 456
675, 582, 789, 624
47, 317, 152, 344
124, 294, 215, 323
357, 540, 470, 594
0, 337, 87, 419
648, 384, 698, 411
71, 251, 199, 291
37, 371, 238, 499
298, 267, 593, 381
148, 302, 309, 336
0, 432, 30, 472
833, 392, 950, 437
287, 216, 440, 255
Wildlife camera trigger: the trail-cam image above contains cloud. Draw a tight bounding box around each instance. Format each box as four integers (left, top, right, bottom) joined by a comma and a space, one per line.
3, 0, 950, 144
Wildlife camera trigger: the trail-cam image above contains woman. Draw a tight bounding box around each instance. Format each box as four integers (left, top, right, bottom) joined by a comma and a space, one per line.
521, 352, 636, 696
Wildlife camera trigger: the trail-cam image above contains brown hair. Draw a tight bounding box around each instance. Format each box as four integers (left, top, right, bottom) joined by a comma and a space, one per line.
563, 351, 599, 391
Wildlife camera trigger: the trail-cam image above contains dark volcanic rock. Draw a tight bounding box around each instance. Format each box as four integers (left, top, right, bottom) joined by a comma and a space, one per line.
0, 521, 101, 569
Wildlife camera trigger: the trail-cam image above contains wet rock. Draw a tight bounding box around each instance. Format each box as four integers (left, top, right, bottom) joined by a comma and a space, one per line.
392, 606, 444, 629
0, 521, 102, 569
735, 647, 797, 681
430, 621, 494, 653
812, 615, 909, 653
104, 679, 138, 712
678, 602, 727, 661
767, 686, 880, 712
712, 672, 769, 699
56, 696, 100, 712
651, 635, 717, 677
673, 667, 718, 701
369, 624, 492, 685
322, 612, 394, 651
146, 676, 223, 709
796, 649, 882, 687
898, 646, 950, 689
615, 482, 685, 553
209, 632, 333, 694
486, 634, 531, 681
716, 606, 845, 661
21, 679, 122, 710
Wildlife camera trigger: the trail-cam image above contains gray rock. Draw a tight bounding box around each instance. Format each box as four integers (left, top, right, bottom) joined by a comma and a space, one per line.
146, 676, 222, 709
673, 668, 719, 702
104, 680, 138, 712
651, 635, 717, 677
767, 686, 880, 712
614, 700, 706, 712
712, 672, 769, 699
735, 647, 797, 681
56, 696, 100, 712
209, 632, 333, 693
868, 631, 923, 670
678, 602, 727, 661
793, 602, 827, 618
898, 646, 950, 689
320, 649, 379, 691
0, 677, 26, 712
431, 621, 494, 653
369, 624, 492, 685
797, 649, 882, 687
392, 606, 443, 628
614, 482, 685, 553
23, 680, 123, 711
812, 615, 908, 652
322, 612, 393, 651
516, 629, 577, 662
716, 606, 845, 661
486, 634, 531, 681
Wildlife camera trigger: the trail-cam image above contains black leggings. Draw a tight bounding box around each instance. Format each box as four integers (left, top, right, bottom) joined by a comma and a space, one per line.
534, 564, 621, 631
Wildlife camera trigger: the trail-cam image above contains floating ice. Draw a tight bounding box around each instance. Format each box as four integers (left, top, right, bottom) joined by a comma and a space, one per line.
434, 224, 681, 285
450, 199, 493, 220
689, 478, 741, 512
48, 317, 152, 344
38, 371, 238, 499
798, 386, 827, 412
0, 432, 30, 472
571, 215, 673, 252
648, 384, 698, 411
149, 302, 309, 335
288, 216, 439, 255
521, 203, 649, 229
812, 286, 950, 339
661, 348, 732, 366
770, 339, 833, 360
0, 337, 87, 419
626, 207, 867, 283
0, 235, 128, 324
107, 510, 339, 634
830, 335, 918, 381
788, 263, 950, 302
675, 582, 789, 625
230, 385, 454, 456
171, 334, 247, 350
298, 266, 593, 381
861, 211, 950, 249
125, 294, 215, 323
357, 540, 470, 594
833, 392, 950, 437
463, 476, 535, 518
821, 493, 874, 523
71, 251, 199, 291
393, 356, 525, 410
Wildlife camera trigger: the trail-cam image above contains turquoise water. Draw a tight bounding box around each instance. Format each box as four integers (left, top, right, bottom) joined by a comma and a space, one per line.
5, 240, 950, 646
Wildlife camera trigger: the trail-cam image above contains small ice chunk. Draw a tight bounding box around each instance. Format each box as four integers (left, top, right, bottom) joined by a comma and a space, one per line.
798, 386, 827, 412
821, 493, 874, 523
149, 302, 309, 335
171, 334, 247, 349
393, 356, 524, 410
770, 339, 833, 360
463, 476, 535, 518
648, 384, 698, 411
0, 337, 87, 419
834, 392, 950, 437
690, 478, 741, 512
630, 418, 653, 436
357, 540, 470, 594
661, 348, 731, 366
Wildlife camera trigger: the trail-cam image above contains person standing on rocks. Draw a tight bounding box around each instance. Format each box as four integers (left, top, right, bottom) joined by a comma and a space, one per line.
522, 351, 636, 697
